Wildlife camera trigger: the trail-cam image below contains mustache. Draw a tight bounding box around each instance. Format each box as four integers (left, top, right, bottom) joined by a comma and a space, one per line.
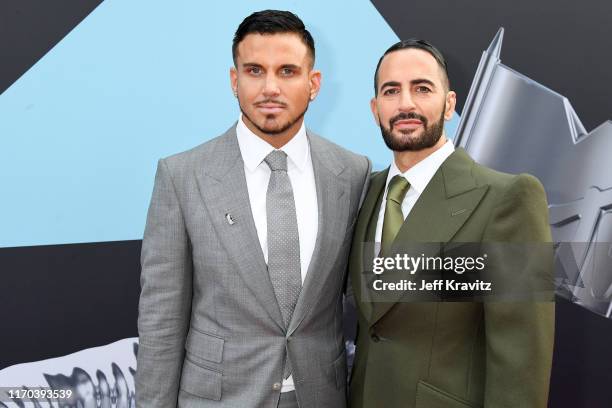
389, 112, 428, 129
254, 99, 288, 107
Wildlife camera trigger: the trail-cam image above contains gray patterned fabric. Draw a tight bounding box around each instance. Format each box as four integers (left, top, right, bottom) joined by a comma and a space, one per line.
265, 150, 302, 379
278, 391, 299, 408
136, 125, 371, 408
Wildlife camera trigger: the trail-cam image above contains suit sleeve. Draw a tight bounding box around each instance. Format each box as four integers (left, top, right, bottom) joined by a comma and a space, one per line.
343, 156, 373, 378
481, 174, 555, 408
135, 159, 193, 408
345, 155, 372, 307
357, 156, 373, 209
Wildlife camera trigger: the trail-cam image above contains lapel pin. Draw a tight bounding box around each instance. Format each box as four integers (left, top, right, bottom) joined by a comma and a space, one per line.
225, 213, 236, 225
451, 208, 468, 217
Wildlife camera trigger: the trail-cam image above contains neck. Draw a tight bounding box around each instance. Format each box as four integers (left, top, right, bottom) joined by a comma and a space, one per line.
393, 134, 448, 173
242, 116, 304, 149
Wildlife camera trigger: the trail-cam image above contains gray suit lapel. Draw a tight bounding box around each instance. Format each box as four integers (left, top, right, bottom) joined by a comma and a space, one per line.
195, 126, 285, 330
288, 132, 349, 335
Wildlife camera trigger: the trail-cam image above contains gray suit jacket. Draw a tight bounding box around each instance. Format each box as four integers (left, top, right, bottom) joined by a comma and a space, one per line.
136, 125, 370, 408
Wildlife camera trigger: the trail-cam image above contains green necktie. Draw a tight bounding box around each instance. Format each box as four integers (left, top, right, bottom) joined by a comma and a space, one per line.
381, 175, 411, 251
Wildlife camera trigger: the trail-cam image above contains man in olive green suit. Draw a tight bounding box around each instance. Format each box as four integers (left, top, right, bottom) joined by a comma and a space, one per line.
348, 39, 555, 408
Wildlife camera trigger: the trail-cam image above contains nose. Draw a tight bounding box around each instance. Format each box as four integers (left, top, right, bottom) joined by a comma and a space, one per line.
262, 72, 281, 97
398, 90, 416, 112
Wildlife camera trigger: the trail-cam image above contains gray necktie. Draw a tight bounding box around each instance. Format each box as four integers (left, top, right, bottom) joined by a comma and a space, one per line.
264, 150, 302, 379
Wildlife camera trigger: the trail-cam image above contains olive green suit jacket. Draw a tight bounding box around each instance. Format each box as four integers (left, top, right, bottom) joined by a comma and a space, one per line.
348, 148, 555, 408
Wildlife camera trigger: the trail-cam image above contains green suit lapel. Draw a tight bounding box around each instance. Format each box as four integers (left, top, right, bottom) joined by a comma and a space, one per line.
369, 148, 490, 326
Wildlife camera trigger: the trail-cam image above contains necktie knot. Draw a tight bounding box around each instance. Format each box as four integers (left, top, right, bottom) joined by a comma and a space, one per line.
265, 150, 288, 172
387, 175, 410, 205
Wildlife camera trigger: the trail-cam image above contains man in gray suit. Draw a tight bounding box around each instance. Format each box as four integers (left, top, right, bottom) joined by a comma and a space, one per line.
135, 10, 370, 408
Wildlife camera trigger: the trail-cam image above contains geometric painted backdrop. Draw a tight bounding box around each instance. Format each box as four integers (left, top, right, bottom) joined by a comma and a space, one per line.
0, 0, 412, 248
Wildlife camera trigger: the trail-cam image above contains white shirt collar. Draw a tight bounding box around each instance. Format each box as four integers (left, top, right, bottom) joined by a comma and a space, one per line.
386, 139, 455, 194
236, 114, 309, 173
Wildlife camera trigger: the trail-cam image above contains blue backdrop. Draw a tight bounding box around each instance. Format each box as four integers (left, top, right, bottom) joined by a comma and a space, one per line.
0, 0, 459, 248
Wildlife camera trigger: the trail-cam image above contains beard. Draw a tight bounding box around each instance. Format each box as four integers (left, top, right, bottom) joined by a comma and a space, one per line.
380, 109, 446, 152
240, 98, 308, 136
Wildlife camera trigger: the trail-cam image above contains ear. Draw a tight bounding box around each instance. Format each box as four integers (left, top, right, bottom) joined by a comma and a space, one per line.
444, 90, 456, 121
370, 97, 380, 126
309, 69, 321, 100
230, 67, 238, 96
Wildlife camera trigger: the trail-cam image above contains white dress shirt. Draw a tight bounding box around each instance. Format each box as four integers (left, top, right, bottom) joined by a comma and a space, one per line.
236, 115, 318, 392
375, 140, 455, 243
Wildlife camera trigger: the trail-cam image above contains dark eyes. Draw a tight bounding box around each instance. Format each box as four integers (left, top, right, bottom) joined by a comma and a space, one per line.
246, 67, 295, 76
382, 86, 431, 95
383, 88, 400, 96
280, 68, 295, 76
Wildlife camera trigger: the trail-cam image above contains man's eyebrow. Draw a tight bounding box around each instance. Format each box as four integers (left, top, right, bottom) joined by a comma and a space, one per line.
279, 64, 301, 70
410, 78, 436, 87
379, 79, 437, 91
379, 81, 401, 91
241, 63, 302, 71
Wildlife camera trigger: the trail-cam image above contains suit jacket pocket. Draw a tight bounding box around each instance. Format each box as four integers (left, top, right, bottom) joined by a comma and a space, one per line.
415, 380, 480, 408
185, 327, 224, 363
180, 357, 222, 401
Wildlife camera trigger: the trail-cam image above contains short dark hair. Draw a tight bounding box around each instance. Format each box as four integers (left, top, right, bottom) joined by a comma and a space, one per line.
232, 10, 315, 67
373, 39, 450, 96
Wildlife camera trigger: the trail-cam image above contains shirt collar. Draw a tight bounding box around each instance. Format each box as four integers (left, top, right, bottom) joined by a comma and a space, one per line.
236, 114, 309, 173
386, 139, 455, 194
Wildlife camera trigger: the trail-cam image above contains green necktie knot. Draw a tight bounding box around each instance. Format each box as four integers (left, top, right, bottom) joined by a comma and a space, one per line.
386, 175, 410, 205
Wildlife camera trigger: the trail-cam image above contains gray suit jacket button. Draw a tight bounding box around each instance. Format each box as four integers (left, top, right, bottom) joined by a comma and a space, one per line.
272, 382, 282, 391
